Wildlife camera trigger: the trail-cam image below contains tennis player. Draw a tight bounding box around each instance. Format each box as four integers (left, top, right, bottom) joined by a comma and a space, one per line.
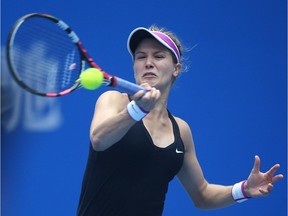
77, 26, 283, 216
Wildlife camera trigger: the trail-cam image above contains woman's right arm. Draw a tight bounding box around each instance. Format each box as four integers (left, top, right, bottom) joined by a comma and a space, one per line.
90, 85, 161, 151
89, 91, 137, 151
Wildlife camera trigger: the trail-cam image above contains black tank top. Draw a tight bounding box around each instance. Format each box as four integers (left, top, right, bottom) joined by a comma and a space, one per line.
77, 111, 185, 216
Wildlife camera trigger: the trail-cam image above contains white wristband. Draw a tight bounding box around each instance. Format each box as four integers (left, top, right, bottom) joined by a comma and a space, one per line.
232, 180, 251, 203
127, 100, 148, 121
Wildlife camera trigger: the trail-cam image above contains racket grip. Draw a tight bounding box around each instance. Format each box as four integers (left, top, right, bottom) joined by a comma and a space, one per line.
114, 77, 147, 95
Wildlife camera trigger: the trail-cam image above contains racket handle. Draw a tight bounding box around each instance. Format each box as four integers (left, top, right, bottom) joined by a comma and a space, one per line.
114, 77, 147, 95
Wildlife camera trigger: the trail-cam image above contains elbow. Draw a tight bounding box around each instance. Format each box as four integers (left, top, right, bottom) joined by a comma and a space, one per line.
194, 200, 209, 210
90, 134, 107, 151
192, 193, 216, 210
191, 184, 211, 210
90, 127, 110, 151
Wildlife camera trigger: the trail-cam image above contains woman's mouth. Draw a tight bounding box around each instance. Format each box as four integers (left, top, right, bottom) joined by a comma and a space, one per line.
143, 72, 156, 78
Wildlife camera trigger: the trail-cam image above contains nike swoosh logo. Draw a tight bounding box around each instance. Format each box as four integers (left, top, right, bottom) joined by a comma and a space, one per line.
176, 149, 184, 154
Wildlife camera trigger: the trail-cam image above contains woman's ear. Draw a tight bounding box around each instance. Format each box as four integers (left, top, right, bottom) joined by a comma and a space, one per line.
173, 63, 182, 78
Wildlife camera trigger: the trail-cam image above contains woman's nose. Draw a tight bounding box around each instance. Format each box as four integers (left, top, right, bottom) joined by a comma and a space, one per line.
145, 57, 154, 69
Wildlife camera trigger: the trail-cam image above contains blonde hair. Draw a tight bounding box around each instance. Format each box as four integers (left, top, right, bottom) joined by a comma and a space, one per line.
148, 25, 183, 64
147, 25, 190, 84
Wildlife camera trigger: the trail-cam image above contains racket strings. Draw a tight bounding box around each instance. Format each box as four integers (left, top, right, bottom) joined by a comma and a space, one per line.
9, 17, 81, 93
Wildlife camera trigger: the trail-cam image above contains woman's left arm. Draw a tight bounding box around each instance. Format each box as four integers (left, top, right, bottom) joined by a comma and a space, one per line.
176, 118, 283, 210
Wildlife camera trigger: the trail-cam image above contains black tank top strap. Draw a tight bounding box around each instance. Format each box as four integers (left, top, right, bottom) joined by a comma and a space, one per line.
167, 110, 180, 138
167, 110, 185, 152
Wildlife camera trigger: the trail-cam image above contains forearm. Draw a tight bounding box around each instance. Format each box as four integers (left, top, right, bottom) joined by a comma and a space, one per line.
194, 183, 235, 210
90, 108, 136, 151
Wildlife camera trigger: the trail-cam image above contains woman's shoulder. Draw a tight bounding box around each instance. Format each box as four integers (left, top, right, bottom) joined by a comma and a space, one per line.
97, 90, 129, 101
173, 116, 190, 131
99, 90, 125, 98
173, 116, 194, 147
95, 90, 129, 109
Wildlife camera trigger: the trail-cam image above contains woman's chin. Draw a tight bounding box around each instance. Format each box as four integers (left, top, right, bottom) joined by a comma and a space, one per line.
140, 80, 157, 87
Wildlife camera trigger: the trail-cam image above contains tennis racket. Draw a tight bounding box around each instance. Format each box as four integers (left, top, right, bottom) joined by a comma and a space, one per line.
6, 13, 145, 97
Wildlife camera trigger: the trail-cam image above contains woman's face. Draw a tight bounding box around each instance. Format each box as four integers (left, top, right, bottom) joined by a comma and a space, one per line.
133, 38, 180, 91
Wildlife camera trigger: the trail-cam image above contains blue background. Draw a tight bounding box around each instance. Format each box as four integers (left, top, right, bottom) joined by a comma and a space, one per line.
1, 0, 287, 215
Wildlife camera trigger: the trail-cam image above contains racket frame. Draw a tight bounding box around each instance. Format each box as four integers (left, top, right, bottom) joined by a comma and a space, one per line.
6, 13, 145, 97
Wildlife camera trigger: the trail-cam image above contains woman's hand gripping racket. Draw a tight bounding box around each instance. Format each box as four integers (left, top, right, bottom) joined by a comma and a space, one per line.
6, 13, 145, 97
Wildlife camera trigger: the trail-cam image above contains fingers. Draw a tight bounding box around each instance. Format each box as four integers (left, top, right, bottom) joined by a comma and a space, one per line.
131, 83, 151, 101
131, 83, 153, 101
267, 164, 281, 177
268, 164, 284, 184
259, 183, 274, 196
252, 155, 261, 173
132, 90, 146, 101
138, 83, 160, 100
265, 163, 283, 183
140, 87, 161, 109
272, 174, 284, 184
146, 87, 160, 99
258, 172, 283, 196
130, 83, 161, 112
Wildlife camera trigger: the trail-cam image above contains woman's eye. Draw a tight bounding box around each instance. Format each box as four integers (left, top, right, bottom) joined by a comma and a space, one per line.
155, 55, 164, 59
135, 55, 146, 59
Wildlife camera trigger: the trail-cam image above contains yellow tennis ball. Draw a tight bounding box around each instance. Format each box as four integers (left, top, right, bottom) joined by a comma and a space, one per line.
79, 68, 104, 90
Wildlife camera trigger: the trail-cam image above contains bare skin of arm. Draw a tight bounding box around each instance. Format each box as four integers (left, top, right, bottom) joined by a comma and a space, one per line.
176, 117, 283, 209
